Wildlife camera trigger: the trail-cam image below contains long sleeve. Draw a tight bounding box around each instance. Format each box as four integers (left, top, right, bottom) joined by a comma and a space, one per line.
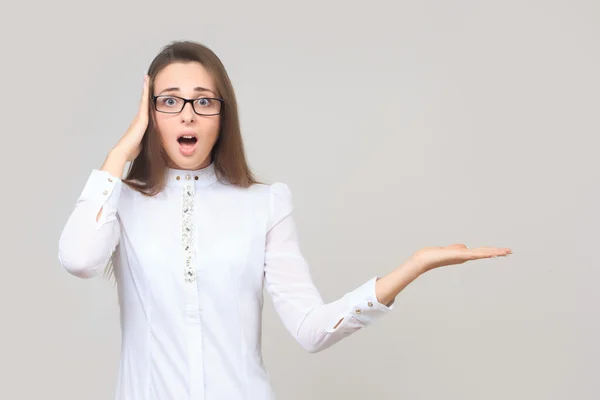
264, 182, 394, 353
58, 169, 123, 279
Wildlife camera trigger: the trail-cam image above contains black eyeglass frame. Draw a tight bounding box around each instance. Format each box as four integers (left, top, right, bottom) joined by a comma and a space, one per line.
151, 95, 224, 116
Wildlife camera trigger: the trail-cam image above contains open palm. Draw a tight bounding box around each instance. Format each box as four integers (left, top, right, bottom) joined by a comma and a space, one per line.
412, 243, 512, 272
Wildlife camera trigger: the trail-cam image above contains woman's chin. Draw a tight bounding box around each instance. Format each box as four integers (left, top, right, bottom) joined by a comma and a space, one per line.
165, 151, 208, 171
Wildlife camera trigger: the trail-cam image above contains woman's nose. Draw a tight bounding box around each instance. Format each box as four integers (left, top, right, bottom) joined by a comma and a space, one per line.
180, 102, 196, 122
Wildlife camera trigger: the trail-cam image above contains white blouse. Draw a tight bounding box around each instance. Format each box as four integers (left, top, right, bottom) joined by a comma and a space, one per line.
58, 162, 394, 400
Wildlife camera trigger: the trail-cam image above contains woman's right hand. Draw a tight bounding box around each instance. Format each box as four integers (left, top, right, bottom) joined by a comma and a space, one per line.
113, 74, 151, 162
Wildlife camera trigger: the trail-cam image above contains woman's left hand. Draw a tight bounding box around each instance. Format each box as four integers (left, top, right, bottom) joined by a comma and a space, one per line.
411, 244, 512, 273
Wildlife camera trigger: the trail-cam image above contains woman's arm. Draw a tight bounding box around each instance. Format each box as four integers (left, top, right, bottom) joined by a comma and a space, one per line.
264, 182, 512, 353
57, 150, 127, 279
59, 75, 151, 279
264, 182, 395, 353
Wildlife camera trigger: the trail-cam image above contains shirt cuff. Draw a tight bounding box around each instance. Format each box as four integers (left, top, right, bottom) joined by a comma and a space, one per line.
324, 276, 395, 334
77, 169, 123, 226
344, 276, 395, 326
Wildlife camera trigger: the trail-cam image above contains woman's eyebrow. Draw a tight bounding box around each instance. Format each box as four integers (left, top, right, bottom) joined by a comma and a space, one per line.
158, 86, 216, 95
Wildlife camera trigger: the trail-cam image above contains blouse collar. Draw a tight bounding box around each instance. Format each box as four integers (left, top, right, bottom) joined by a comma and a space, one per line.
164, 161, 218, 187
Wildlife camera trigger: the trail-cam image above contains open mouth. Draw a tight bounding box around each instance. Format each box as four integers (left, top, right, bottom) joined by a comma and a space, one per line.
177, 135, 198, 146
177, 134, 198, 156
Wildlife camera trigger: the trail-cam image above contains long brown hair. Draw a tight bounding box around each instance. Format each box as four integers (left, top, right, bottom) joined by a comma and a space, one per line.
124, 40, 264, 195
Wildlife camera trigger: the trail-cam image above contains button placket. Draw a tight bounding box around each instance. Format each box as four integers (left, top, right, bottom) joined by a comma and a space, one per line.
182, 183, 196, 283
179, 180, 204, 397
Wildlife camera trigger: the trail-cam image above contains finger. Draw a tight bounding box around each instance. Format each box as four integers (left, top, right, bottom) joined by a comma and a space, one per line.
470, 246, 512, 253
471, 248, 510, 254
468, 249, 511, 259
139, 75, 150, 114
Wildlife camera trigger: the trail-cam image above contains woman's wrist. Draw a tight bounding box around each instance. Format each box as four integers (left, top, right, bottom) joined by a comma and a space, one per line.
101, 148, 128, 178
375, 258, 426, 306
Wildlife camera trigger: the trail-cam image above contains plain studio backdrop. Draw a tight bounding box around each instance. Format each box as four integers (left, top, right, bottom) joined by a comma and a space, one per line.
0, 0, 597, 399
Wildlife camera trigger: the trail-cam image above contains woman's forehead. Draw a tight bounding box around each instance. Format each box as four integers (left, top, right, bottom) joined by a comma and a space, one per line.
154, 62, 216, 94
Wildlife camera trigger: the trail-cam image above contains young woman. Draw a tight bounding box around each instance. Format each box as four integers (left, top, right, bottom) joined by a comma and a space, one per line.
58, 40, 512, 400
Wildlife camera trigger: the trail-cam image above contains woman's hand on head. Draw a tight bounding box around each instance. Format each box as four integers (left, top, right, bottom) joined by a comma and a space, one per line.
410, 243, 513, 274
112, 74, 151, 162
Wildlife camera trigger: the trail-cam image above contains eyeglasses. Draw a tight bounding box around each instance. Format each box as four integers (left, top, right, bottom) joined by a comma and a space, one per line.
152, 95, 224, 115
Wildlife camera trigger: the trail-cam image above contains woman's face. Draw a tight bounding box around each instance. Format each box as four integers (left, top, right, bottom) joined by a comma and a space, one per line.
152, 61, 221, 170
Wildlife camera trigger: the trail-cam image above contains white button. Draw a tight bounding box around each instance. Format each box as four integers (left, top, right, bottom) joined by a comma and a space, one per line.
368, 301, 373, 307
102, 190, 108, 195
185, 174, 191, 180
108, 178, 113, 182
354, 308, 361, 315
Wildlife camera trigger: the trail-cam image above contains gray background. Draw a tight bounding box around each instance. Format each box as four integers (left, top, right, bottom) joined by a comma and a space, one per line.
1, 0, 598, 399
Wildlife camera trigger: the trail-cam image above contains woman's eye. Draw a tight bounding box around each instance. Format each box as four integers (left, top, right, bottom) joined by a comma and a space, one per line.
163, 97, 177, 106
196, 98, 211, 106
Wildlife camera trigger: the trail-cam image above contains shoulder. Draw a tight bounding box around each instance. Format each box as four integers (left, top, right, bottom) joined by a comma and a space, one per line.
267, 181, 291, 197
252, 182, 294, 230
246, 181, 293, 204
210, 180, 292, 207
